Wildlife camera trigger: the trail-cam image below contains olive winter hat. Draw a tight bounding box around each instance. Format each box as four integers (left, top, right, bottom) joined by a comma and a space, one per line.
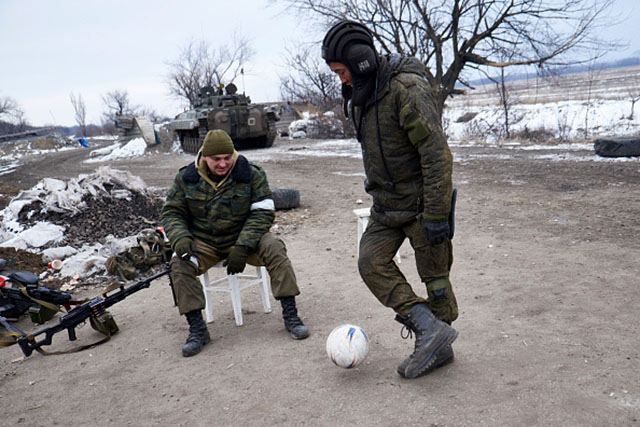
201, 129, 234, 156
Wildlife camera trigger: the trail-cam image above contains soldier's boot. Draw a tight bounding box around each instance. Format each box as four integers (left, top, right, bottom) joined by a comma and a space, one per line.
182, 310, 211, 357
279, 296, 310, 340
400, 303, 458, 379
395, 314, 455, 378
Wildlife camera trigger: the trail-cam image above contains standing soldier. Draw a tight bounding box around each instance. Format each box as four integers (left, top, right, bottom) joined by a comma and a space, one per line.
322, 21, 459, 378
162, 130, 309, 357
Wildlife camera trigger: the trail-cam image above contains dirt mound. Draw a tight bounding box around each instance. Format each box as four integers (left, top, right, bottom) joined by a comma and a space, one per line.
0, 167, 167, 285
0, 246, 46, 272
17, 187, 164, 248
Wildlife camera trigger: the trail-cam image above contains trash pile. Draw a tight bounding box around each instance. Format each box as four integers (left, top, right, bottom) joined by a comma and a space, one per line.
0, 166, 165, 287
288, 111, 345, 139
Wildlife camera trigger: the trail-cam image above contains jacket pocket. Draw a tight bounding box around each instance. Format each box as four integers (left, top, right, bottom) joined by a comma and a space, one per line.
185, 193, 208, 217
230, 185, 252, 216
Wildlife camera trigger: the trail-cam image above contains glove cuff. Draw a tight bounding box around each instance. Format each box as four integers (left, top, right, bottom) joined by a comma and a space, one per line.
422, 213, 448, 222
231, 245, 250, 257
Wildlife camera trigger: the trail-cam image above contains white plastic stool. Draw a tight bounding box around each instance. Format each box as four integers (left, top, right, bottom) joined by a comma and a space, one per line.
353, 207, 401, 264
199, 264, 272, 326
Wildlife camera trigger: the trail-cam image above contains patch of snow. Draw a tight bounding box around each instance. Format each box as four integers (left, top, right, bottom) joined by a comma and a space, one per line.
291, 130, 307, 139
0, 160, 20, 176
445, 98, 640, 142
41, 245, 78, 262
88, 142, 121, 158
84, 137, 147, 163
0, 221, 65, 250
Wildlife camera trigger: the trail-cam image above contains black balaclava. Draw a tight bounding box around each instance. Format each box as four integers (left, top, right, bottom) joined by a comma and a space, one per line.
346, 44, 377, 106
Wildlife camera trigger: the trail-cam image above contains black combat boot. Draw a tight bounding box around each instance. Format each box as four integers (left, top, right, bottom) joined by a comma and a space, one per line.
182, 310, 211, 357
400, 303, 458, 379
279, 296, 310, 340
395, 314, 455, 378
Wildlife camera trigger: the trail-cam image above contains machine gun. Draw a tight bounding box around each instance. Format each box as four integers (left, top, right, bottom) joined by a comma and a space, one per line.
2, 268, 170, 357
0, 260, 85, 323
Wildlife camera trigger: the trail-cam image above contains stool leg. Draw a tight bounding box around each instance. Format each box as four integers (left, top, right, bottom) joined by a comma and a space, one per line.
200, 270, 215, 323
228, 275, 244, 326
257, 266, 272, 313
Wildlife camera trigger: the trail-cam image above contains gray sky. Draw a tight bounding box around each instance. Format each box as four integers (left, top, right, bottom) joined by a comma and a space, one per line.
1, 0, 639, 127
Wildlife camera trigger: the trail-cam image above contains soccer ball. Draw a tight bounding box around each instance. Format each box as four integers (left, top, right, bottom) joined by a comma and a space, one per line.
326, 324, 370, 369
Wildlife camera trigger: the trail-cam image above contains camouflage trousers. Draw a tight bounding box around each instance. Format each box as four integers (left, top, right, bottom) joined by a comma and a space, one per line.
358, 217, 458, 323
170, 233, 300, 315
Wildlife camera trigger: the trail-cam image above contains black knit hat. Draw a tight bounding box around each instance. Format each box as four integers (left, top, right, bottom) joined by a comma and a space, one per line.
322, 20, 377, 75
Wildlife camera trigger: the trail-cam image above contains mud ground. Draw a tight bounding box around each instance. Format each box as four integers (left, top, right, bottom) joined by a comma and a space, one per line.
1, 137, 639, 426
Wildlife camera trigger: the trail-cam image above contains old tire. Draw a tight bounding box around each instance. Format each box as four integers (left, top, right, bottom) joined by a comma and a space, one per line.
272, 188, 300, 210
594, 137, 640, 157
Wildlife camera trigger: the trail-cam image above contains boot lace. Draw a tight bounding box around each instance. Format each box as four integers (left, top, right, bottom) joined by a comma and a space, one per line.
400, 325, 413, 340
394, 314, 414, 340
282, 301, 303, 328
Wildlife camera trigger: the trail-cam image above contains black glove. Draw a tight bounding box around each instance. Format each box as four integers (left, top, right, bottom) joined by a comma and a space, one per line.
173, 237, 194, 259
224, 245, 249, 275
423, 220, 450, 245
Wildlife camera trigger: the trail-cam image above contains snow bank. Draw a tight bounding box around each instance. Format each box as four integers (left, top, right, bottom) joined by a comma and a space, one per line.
445, 98, 640, 142
85, 137, 147, 163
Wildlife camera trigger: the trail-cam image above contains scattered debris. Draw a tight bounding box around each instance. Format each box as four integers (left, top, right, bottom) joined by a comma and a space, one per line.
288, 111, 344, 139
0, 167, 164, 284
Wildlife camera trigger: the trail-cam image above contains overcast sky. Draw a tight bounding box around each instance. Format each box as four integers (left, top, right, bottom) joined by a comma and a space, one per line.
1, 0, 639, 127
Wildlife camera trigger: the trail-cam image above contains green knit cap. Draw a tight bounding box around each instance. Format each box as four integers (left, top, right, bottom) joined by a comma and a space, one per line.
201, 129, 234, 156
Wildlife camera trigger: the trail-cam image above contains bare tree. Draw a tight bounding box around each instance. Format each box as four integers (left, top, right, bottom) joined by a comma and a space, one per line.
487, 68, 513, 140
626, 75, 640, 120
279, 0, 617, 118
166, 32, 255, 107
0, 96, 28, 134
137, 105, 168, 123
480, 47, 520, 140
69, 92, 87, 136
279, 45, 342, 108
582, 58, 603, 139
0, 96, 23, 121
102, 89, 137, 120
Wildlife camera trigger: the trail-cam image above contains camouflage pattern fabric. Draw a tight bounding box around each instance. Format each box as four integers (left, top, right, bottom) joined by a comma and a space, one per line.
105, 228, 171, 281
170, 234, 300, 315
358, 217, 458, 322
353, 54, 453, 225
161, 155, 274, 252
352, 54, 458, 322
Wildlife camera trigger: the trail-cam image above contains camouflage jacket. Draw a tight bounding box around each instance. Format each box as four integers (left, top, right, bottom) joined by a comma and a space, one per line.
161, 154, 274, 251
352, 54, 453, 227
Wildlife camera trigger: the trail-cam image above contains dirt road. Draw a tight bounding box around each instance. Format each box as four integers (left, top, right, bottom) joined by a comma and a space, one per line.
1, 138, 639, 425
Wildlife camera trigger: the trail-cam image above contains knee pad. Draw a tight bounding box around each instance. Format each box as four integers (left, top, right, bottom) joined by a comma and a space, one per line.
426, 278, 458, 323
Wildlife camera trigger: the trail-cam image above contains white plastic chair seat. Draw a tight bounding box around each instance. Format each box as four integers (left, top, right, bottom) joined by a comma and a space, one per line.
199, 263, 272, 326
353, 207, 401, 264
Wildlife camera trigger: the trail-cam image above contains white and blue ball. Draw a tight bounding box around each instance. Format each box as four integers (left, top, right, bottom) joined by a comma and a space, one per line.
326, 324, 370, 368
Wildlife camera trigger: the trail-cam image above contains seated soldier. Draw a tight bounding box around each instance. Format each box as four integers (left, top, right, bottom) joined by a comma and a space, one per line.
161, 129, 310, 357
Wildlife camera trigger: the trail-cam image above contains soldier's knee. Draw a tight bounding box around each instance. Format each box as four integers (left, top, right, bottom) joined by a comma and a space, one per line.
426, 277, 458, 323
170, 256, 198, 277
358, 250, 376, 277
260, 233, 286, 250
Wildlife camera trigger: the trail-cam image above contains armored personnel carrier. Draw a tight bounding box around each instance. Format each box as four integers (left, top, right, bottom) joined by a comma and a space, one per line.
171, 83, 279, 153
